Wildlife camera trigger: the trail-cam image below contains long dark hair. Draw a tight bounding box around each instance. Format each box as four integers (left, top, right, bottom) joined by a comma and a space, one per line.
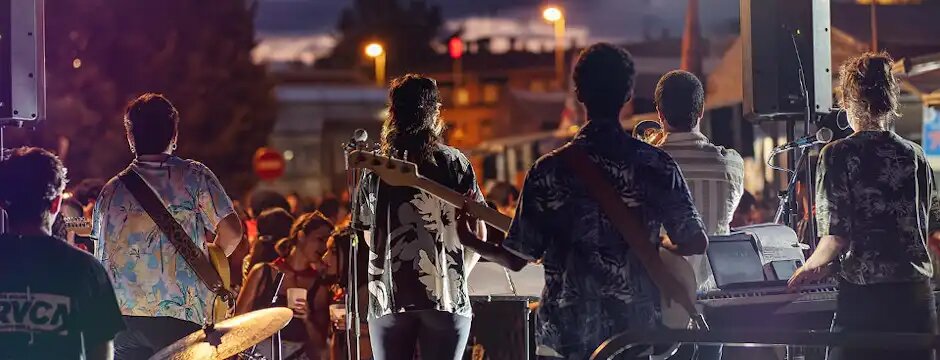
248, 208, 295, 270
275, 211, 334, 258
381, 74, 445, 162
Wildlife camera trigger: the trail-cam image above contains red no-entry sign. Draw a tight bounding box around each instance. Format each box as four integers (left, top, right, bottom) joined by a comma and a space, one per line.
253, 147, 285, 181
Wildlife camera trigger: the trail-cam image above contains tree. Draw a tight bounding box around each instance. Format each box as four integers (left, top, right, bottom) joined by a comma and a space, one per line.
17, 0, 276, 196
317, 0, 443, 76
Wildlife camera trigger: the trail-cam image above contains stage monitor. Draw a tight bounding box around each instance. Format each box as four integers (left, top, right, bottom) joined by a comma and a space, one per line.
707, 232, 767, 289
0, 0, 45, 125
741, 0, 832, 121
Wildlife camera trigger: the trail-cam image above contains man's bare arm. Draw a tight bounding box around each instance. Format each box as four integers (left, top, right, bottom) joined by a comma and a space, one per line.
214, 213, 243, 256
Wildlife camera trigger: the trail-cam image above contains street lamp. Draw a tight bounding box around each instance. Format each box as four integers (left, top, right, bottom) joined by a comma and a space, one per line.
365, 42, 386, 87
542, 6, 566, 89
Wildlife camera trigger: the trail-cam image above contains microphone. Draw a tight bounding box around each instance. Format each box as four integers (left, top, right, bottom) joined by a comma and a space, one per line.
773, 127, 833, 153
351, 129, 368, 143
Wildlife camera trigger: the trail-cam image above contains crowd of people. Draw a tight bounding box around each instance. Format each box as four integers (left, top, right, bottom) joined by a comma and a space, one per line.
2, 42, 938, 360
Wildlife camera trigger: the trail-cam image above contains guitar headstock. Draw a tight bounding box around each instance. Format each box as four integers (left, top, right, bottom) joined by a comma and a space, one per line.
63, 216, 92, 237
346, 150, 420, 187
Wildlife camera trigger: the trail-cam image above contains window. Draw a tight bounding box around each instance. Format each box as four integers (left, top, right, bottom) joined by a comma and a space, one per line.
455, 88, 470, 106
483, 84, 500, 104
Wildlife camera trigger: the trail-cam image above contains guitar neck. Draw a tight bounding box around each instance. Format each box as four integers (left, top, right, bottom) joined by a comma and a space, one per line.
413, 177, 513, 233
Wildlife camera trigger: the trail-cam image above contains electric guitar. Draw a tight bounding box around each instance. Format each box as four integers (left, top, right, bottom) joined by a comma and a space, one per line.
346, 150, 512, 233
345, 150, 699, 332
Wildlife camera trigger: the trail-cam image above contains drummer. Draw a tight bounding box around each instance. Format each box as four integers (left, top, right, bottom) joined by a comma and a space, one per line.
235, 212, 338, 359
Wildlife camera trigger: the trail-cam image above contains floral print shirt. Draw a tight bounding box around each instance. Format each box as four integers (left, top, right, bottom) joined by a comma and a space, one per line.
92, 156, 235, 324
354, 144, 483, 320
502, 120, 706, 358
816, 131, 940, 285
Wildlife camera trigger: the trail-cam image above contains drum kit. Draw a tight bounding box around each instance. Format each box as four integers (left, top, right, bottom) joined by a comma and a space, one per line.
148, 307, 293, 360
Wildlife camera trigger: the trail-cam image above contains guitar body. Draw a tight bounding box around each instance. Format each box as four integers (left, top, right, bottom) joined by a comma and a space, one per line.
207, 242, 233, 321
658, 248, 698, 329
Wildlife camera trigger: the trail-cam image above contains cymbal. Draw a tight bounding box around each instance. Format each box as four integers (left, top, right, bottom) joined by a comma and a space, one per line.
149, 307, 293, 360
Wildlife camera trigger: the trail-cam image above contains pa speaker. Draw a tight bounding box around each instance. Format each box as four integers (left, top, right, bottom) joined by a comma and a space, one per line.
0, 0, 45, 125
741, 0, 832, 121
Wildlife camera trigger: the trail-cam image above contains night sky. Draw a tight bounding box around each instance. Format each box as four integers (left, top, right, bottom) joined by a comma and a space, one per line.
254, 0, 743, 42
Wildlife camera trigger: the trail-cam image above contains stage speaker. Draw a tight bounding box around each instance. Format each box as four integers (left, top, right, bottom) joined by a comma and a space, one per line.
741, 0, 832, 121
469, 296, 534, 360
0, 0, 45, 125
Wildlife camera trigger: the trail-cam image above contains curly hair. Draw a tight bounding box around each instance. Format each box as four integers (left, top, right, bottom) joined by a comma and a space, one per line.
573, 43, 636, 120
275, 211, 334, 258
380, 74, 445, 162
0, 147, 68, 226
838, 52, 900, 131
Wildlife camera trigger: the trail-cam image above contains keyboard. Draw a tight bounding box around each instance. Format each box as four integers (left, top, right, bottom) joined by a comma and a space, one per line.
697, 284, 839, 313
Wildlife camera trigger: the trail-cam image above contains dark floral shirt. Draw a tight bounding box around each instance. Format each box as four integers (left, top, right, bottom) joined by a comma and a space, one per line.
816, 131, 940, 285
502, 120, 706, 358
354, 143, 483, 320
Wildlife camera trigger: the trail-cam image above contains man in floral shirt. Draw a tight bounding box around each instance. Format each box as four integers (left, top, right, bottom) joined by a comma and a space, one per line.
502, 43, 709, 359
93, 94, 243, 359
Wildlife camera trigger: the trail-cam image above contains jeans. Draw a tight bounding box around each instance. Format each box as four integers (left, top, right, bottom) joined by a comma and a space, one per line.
368, 310, 471, 360
114, 316, 201, 360
828, 280, 937, 360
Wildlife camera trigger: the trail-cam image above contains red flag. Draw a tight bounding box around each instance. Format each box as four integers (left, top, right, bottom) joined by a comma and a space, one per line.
680, 0, 703, 78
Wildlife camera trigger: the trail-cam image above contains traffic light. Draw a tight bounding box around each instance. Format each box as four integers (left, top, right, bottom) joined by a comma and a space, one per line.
448, 36, 463, 60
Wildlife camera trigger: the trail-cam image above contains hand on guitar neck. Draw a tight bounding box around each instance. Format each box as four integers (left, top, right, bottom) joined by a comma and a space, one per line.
455, 204, 527, 272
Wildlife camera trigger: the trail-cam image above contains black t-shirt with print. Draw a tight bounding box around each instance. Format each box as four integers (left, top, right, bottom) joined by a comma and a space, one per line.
0, 234, 125, 359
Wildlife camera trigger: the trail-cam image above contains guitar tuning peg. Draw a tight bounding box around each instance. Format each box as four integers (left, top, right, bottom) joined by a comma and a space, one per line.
403, 150, 409, 160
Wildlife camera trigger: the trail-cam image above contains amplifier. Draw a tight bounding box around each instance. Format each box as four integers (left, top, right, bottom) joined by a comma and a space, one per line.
469, 295, 537, 360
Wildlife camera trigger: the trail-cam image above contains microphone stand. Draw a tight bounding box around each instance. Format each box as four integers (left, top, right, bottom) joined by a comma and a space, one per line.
342, 139, 369, 360
773, 146, 809, 227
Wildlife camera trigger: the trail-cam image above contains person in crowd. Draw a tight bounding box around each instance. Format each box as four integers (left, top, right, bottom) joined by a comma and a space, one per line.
353, 74, 486, 360
789, 52, 940, 360
0, 147, 124, 360
287, 191, 303, 215
460, 44, 708, 358
93, 93, 243, 359
319, 196, 348, 225
327, 220, 373, 360
485, 181, 519, 218
236, 212, 337, 359
657, 70, 744, 292
72, 178, 106, 218
249, 190, 292, 220
730, 191, 759, 228
243, 207, 295, 278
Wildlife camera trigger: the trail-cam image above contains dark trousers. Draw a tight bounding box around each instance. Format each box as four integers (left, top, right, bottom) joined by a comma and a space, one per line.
368, 310, 471, 360
828, 281, 937, 360
114, 316, 201, 360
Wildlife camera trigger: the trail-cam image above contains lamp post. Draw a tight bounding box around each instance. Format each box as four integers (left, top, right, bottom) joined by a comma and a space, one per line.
542, 6, 566, 90
365, 42, 386, 87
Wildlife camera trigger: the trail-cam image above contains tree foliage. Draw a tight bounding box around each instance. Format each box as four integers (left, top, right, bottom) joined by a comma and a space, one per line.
317, 0, 443, 76
10, 0, 276, 196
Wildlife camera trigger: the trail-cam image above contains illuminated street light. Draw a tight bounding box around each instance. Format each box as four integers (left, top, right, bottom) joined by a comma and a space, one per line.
365, 43, 384, 58
542, 6, 566, 89
364, 42, 386, 87
542, 7, 563, 22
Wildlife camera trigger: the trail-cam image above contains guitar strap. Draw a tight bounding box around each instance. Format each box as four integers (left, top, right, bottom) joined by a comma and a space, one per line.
119, 169, 235, 303
558, 145, 705, 327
